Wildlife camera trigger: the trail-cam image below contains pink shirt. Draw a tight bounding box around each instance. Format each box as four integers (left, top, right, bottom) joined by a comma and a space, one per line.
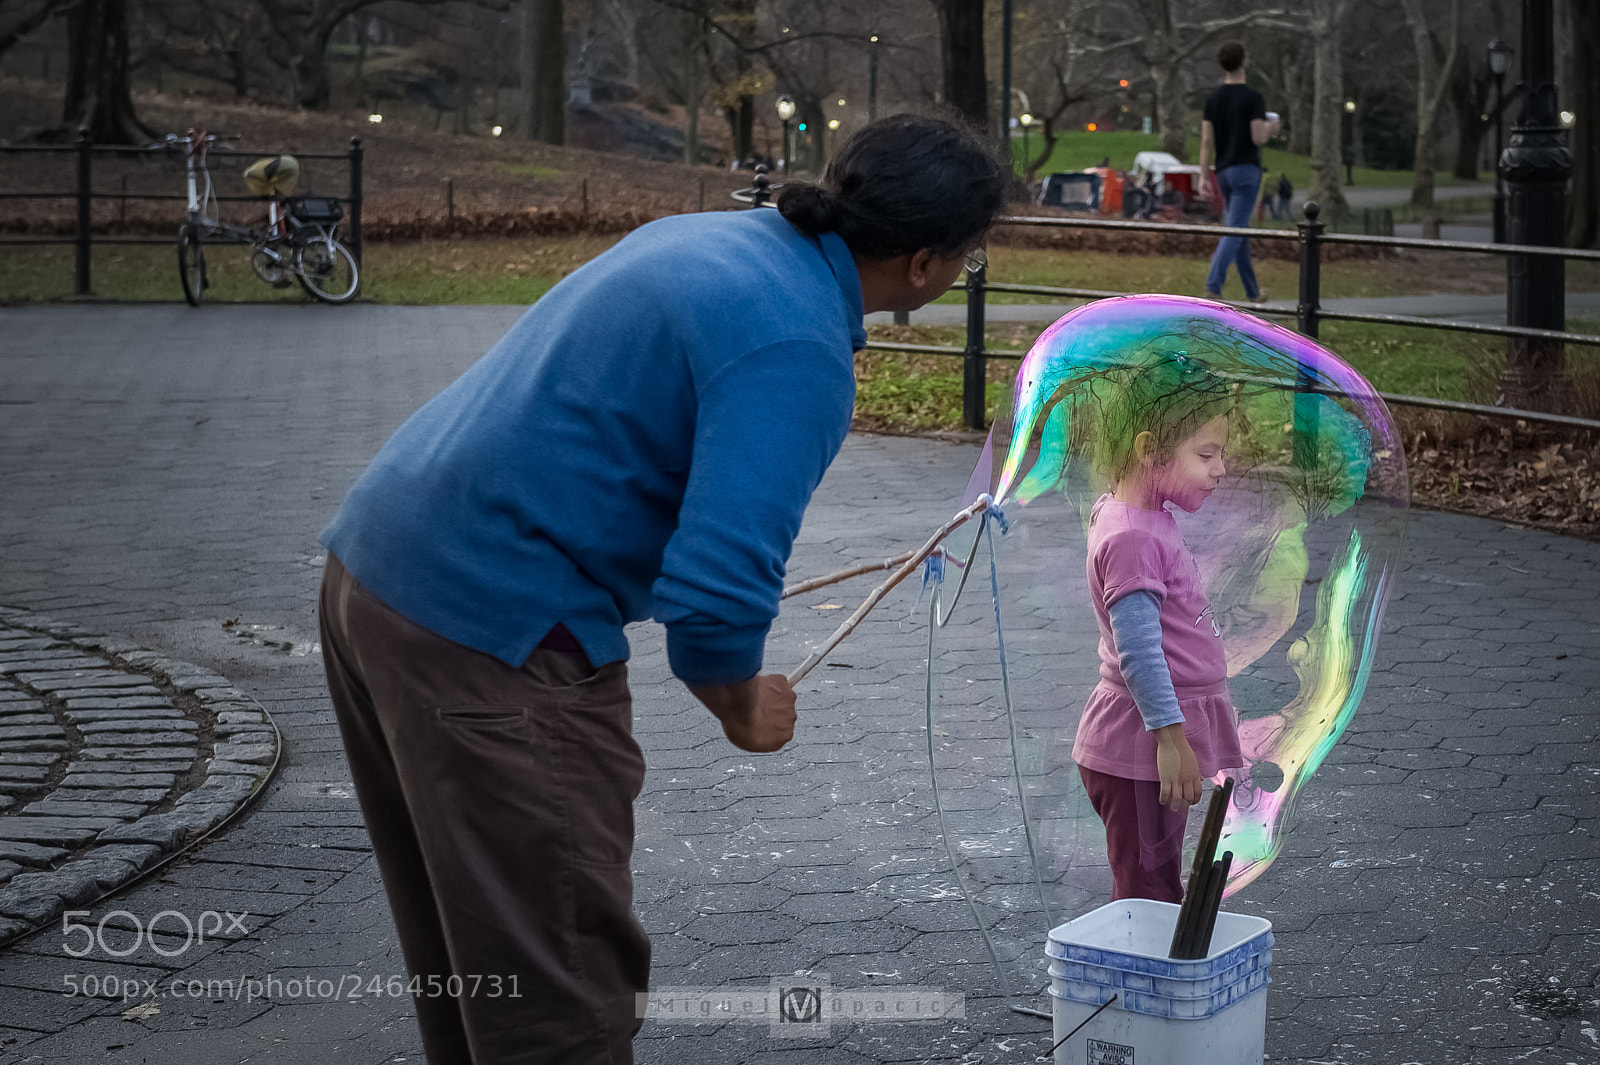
1072, 496, 1242, 780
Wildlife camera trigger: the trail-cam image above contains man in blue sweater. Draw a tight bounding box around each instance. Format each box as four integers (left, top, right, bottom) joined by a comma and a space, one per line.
318, 116, 1006, 1065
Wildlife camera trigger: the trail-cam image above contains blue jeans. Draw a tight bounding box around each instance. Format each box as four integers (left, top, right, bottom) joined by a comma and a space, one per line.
1206, 163, 1262, 299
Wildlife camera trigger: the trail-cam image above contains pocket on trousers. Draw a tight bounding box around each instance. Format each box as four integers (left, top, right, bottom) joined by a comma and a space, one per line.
437, 705, 529, 729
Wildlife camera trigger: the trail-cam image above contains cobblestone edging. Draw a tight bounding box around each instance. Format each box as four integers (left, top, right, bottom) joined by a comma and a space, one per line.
0, 606, 280, 946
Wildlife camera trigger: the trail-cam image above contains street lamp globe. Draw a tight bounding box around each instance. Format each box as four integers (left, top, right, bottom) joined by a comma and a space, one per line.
1487, 39, 1512, 76
775, 95, 797, 122
1019, 113, 1033, 127
1344, 99, 1356, 113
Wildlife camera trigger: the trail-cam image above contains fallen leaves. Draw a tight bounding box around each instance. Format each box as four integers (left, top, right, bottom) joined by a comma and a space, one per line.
1409, 426, 1600, 538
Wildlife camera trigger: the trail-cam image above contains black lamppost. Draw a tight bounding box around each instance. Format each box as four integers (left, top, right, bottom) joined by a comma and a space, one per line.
1500, 0, 1572, 411
1488, 38, 1513, 242
1343, 99, 1357, 185
775, 94, 796, 173
1019, 112, 1034, 181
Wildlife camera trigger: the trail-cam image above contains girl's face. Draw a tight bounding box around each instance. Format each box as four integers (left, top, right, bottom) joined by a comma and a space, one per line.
1153, 414, 1229, 512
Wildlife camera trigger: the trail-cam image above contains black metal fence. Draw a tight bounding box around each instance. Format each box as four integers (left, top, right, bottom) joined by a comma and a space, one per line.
866, 206, 1600, 433
0, 132, 365, 295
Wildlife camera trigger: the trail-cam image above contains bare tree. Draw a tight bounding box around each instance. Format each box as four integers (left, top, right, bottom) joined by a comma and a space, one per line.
249, 0, 467, 110
0, 0, 71, 61
932, 0, 986, 132
145, 0, 270, 98
1303, 0, 1350, 219
1109, 0, 1286, 160
1565, 0, 1597, 247
1399, 0, 1461, 237
520, 0, 564, 142
1014, 0, 1139, 181
60, 0, 152, 142
1252, 32, 1313, 155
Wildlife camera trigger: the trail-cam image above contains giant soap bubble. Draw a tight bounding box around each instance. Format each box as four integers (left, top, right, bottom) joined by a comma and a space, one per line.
923, 295, 1407, 1000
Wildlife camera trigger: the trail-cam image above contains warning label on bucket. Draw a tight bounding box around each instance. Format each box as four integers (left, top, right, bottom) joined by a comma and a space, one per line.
1086, 1038, 1134, 1065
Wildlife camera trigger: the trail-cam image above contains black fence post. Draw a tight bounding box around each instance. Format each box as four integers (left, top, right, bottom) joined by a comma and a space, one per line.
1293, 201, 1323, 468
75, 129, 92, 296
348, 136, 363, 267
750, 164, 770, 208
1295, 201, 1323, 339
963, 263, 987, 430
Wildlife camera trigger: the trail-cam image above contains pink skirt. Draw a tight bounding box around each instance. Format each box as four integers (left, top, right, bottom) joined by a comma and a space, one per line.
1071, 679, 1243, 782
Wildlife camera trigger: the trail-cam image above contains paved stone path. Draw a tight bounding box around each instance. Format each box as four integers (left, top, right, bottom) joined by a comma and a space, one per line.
0, 611, 278, 943
0, 305, 1595, 1065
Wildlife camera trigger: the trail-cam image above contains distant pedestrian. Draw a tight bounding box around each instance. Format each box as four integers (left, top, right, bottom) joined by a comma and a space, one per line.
1276, 173, 1294, 220
1196, 42, 1277, 302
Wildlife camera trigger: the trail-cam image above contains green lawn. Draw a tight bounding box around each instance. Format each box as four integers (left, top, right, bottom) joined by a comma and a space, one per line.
1012, 129, 1458, 191
860, 319, 1552, 433
0, 236, 622, 305
935, 246, 1449, 305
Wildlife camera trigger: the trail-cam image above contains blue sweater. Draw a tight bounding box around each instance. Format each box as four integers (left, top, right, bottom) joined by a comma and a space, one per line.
321, 209, 863, 685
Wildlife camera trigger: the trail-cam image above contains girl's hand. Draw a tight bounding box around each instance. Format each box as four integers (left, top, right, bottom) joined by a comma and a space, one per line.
1154, 724, 1203, 810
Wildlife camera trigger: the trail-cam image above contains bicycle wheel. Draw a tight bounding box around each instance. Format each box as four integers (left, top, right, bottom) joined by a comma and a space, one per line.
177, 225, 208, 306
294, 236, 359, 304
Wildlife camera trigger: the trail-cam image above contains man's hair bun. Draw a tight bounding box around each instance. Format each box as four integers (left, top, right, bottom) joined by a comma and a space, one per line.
776, 184, 840, 234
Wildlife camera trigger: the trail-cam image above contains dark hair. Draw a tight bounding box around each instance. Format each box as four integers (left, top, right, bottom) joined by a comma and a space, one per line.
1091, 352, 1235, 486
1217, 42, 1246, 72
776, 115, 1005, 260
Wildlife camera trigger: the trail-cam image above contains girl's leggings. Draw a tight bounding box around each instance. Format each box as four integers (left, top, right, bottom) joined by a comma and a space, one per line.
1079, 765, 1189, 903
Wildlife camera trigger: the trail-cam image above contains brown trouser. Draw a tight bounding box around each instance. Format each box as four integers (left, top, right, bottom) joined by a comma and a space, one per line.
318, 554, 650, 1065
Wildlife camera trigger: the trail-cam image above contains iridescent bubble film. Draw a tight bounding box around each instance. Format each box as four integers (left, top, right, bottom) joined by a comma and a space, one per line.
926, 296, 1406, 998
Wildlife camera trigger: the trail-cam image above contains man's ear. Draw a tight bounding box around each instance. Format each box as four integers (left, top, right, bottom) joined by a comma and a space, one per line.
906, 248, 938, 289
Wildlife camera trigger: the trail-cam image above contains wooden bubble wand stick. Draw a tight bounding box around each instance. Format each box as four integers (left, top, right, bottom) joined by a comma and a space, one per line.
786, 494, 993, 686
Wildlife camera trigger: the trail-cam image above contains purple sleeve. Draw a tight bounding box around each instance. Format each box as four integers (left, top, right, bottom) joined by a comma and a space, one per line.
1096, 528, 1170, 610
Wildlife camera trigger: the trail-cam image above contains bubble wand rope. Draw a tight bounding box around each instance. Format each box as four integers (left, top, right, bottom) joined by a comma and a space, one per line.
786, 494, 993, 686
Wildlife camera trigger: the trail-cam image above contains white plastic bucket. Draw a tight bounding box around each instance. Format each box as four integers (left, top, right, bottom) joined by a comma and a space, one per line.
1046, 899, 1272, 1065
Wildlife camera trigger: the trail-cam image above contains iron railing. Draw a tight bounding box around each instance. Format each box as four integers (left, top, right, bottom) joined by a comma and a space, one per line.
0, 131, 365, 294
899, 207, 1600, 432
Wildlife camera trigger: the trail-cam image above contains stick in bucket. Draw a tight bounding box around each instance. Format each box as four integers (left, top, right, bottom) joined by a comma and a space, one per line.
1169, 776, 1235, 960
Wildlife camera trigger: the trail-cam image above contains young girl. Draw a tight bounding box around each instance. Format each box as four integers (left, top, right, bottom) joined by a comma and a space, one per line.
1072, 355, 1243, 903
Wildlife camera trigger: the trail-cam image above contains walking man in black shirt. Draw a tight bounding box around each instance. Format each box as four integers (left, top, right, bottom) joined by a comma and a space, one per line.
1197, 42, 1277, 301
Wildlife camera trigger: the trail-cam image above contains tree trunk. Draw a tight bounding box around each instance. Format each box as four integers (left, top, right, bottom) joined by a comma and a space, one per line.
61, 0, 149, 143
1400, 0, 1459, 238
681, 13, 702, 166
1449, 59, 1488, 181
522, 0, 564, 144
229, 48, 250, 98
1280, 50, 1313, 156
2, 0, 68, 64
935, 0, 987, 133
1152, 61, 1187, 159
1566, 0, 1598, 247
1307, 0, 1349, 220
291, 32, 334, 109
